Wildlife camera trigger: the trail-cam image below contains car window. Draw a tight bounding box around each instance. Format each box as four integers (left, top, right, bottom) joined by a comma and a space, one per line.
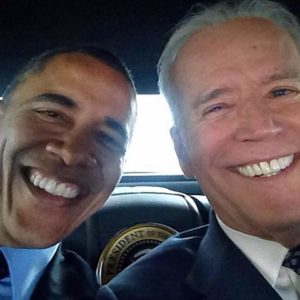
124, 94, 182, 174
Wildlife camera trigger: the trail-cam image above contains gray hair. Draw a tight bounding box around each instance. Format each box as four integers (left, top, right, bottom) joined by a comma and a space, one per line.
158, 0, 300, 122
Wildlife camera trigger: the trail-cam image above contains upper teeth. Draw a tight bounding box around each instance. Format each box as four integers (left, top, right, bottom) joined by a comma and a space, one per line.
30, 171, 80, 198
237, 154, 294, 177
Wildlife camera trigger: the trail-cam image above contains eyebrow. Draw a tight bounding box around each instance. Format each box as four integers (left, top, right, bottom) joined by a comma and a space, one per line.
262, 69, 300, 84
34, 93, 76, 108
193, 69, 300, 109
104, 116, 128, 141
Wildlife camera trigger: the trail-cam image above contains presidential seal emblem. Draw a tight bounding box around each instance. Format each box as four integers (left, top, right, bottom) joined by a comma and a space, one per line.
96, 223, 177, 284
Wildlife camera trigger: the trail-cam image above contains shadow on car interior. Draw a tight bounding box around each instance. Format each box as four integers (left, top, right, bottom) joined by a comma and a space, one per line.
62, 175, 210, 284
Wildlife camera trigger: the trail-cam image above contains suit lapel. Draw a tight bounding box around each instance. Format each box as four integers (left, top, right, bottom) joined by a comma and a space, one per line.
31, 246, 98, 300
185, 213, 282, 299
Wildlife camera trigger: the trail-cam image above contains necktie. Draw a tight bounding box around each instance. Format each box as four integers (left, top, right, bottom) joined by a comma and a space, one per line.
0, 252, 9, 279
283, 245, 300, 275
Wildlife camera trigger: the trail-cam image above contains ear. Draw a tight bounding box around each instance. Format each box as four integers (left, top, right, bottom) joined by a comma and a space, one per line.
170, 126, 194, 178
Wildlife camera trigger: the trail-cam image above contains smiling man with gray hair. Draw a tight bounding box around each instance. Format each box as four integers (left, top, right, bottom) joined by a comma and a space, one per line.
98, 1, 300, 299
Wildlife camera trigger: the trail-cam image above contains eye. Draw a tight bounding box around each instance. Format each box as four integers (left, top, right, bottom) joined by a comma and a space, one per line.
271, 88, 296, 98
96, 131, 125, 155
202, 104, 224, 116
35, 109, 64, 120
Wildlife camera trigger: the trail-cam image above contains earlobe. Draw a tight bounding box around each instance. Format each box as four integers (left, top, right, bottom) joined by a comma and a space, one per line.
170, 126, 194, 178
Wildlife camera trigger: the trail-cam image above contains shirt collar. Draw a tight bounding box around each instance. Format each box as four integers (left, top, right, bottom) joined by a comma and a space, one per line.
0, 244, 59, 300
216, 216, 288, 286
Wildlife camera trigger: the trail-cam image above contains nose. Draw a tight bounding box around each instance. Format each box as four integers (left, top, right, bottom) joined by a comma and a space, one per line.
233, 102, 283, 142
45, 132, 98, 167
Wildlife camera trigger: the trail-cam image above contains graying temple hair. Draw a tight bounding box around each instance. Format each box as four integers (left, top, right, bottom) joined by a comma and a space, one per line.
157, 0, 300, 123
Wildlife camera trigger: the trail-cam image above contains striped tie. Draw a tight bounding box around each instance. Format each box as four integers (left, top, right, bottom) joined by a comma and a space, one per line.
283, 245, 300, 275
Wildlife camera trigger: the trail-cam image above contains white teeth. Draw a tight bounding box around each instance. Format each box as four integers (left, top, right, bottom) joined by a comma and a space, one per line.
245, 165, 255, 177
55, 183, 66, 196
259, 162, 271, 175
253, 164, 262, 176
45, 180, 57, 194
237, 154, 294, 177
39, 178, 48, 189
64, 187, 78, 199
29, 171, 80, 199
278, 155, 293, 169
270, 159, 280, 172
34, 174, 42, 186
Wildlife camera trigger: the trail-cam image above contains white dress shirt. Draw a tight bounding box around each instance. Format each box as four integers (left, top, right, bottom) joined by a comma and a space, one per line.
217, 216, 300, 300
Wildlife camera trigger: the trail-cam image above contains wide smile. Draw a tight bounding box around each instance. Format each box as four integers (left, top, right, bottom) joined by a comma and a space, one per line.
236, 154, 294, 177
24, 168, 81, 200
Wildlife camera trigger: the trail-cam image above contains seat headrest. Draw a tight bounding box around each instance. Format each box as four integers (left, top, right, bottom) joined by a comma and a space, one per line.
62, 186, 210, 280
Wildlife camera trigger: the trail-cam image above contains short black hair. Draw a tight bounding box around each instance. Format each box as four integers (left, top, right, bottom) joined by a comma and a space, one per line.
2, 45, 135, 105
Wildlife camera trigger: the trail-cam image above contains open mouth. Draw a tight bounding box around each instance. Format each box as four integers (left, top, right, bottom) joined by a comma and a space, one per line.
236, 154, 294, 177
24, 168, 81, 199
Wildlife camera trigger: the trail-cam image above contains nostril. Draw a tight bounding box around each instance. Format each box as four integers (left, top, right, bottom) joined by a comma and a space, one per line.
46, 144, 96, 167
45, 139, 98, 167
45, 142, 73, 165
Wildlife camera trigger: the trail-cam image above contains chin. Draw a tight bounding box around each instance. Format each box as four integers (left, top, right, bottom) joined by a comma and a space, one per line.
6, 221, 66, 248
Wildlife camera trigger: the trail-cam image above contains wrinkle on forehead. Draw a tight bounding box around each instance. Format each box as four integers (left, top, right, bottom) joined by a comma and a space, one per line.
172, 17, 300, 93
177, 17, 294, 58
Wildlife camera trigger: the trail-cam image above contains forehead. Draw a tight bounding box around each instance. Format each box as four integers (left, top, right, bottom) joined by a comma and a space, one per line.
172, 18, 300, 90
34, 53, 131, 97
10, 53, 134, 119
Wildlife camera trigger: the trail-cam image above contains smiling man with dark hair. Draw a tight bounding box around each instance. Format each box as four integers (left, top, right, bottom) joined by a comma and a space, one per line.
0, 46, 136, 299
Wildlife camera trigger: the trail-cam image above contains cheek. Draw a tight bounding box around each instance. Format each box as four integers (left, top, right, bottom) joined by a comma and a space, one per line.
187, 123, 226, 166
101, 155, 124, 187
3, 116, 41, 148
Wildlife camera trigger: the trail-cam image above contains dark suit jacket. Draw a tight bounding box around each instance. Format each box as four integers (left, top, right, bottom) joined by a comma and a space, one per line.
97, 213, 282, 300
31, 247, 98, 300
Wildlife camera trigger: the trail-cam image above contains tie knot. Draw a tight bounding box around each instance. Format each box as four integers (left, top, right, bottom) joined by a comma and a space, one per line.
283, 245, 300, 275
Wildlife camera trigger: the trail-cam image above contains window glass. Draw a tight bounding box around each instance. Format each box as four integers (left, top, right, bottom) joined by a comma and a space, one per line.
124, 94, 182, 174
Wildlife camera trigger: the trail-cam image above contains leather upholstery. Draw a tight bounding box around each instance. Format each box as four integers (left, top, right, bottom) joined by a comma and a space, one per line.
62, 186, 210, 273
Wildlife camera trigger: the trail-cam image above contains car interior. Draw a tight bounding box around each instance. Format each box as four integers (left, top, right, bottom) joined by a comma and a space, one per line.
0, 0, 298, 285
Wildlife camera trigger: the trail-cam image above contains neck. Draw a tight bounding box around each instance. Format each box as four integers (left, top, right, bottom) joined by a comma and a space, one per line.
216, 211, 300, 249
270, 228, 300, 249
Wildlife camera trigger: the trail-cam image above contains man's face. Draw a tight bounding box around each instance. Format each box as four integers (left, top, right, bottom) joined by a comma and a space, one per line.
0, 53, 134, 248
172, 18, 300, 243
